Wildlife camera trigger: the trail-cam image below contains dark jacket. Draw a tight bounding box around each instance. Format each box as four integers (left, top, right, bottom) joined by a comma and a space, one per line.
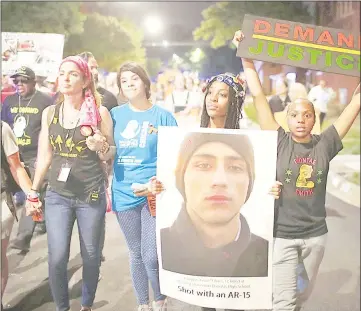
97, 86, 118, 111
269, 95, 291, 114
160, 207, 269, 277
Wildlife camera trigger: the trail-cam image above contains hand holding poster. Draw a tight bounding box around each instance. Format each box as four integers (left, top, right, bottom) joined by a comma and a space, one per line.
237, 14, 360, 77
156, 127, 277, 310
2, 32, 64, 77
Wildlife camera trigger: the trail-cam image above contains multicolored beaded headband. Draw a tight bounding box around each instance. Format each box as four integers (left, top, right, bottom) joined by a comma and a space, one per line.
203, 73, 246, 101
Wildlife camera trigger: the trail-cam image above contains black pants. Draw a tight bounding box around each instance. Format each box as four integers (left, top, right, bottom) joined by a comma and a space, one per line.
12, 202, 46, 251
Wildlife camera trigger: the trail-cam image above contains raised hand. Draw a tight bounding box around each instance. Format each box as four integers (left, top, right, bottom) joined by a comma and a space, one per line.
232, 30, 245, 48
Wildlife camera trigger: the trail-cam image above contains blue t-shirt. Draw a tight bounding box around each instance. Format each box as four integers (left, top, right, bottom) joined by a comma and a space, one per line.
110, 104, 178, 211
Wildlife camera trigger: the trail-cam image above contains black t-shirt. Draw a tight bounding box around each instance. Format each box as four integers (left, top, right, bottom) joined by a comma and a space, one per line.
269, 95, 291, 114
97, 86, 118, 111
161, 208, 269, 277
47, 104, 105, 200
274, 125, 343, 239
1, 90, 52, 165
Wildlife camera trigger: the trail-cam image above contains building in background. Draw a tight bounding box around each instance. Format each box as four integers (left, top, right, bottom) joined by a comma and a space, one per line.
314, 1, 360, 105
257, 1, 359, 104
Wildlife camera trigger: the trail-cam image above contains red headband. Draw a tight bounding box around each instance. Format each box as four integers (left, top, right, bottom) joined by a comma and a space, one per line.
59, 55, 101, 130
60, 55, 91, 81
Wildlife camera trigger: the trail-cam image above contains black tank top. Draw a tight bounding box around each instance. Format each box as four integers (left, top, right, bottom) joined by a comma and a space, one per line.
48, 104, 105, 200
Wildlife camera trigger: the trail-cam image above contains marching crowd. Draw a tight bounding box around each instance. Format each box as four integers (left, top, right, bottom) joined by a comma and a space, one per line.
1, 30, 360, 311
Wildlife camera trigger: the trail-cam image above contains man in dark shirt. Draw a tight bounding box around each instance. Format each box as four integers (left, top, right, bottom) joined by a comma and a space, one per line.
78, 51, 118, 111
78, 51, 117, 267
161, 132, 269, 277
269, 80, 291, 114
1, 66, 52, 252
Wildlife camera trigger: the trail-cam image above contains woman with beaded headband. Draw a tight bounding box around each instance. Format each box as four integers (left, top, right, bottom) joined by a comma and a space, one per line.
197, 52, 281, 311
31, 55, 115, 311
147, 33, 283, 311
200, 72, 247, 129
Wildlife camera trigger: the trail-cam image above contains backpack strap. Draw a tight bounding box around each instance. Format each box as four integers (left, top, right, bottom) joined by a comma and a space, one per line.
47, 104, 59, 127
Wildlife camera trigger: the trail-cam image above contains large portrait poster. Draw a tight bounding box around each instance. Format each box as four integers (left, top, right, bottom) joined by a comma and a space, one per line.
156, 127, 277, 310
2, 32, 64, 77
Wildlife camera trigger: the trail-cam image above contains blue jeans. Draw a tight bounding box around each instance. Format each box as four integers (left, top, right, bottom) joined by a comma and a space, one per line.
45, 189, 106, 311
116, 202, 165, 305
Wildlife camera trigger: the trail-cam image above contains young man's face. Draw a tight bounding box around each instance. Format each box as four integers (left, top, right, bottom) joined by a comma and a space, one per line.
183, 142, 250, 225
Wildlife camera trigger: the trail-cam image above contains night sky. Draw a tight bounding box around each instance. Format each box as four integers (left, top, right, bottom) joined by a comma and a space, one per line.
113, 1, 242, 78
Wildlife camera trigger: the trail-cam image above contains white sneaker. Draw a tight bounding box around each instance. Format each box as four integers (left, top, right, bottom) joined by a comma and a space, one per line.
152, 299, 167, 311
137, 304, 150, 311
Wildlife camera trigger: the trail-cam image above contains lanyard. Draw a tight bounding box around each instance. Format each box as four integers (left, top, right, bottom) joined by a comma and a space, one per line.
17, 90, 37, 115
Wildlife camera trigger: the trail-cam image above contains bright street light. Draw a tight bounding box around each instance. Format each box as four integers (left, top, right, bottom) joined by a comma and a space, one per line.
162, 40, 169, 48
144, 15, 163, 36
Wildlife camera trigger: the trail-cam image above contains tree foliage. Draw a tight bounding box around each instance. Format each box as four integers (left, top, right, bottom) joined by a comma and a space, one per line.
146, 58, 163, 79
1, 2, 86, 36
194, 2, 312, 48
1, 2, 146, 72
65, 13, 145, 71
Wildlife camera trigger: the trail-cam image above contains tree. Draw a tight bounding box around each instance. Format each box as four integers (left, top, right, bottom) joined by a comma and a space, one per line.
193, 2, 312, 49
146, 58, 163, 79
194, 2, 312, 82
1, 2, 146, 72
1, 2, 86, 36
64, 13, 146, 71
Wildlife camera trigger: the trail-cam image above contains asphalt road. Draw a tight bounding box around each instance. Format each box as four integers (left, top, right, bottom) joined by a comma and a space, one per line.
2, 192, 359, 311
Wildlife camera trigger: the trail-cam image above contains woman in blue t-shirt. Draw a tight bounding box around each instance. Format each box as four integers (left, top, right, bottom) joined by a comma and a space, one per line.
110, 62, 177, 311
234, 30, 360, 311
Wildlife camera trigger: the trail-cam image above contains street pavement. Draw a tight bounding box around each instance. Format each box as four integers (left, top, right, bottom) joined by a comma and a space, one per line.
2, 193, 360, 311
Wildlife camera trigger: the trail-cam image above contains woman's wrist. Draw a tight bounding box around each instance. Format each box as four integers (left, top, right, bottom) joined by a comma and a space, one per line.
97, 141, 110, 155
27, 190, 40, 199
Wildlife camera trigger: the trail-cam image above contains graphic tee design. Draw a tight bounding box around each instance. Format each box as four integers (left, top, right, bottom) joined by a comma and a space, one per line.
110, 104, 177, 211
1, 91, 52, 164
275, 126, 342, 239
283, 156, 323, 197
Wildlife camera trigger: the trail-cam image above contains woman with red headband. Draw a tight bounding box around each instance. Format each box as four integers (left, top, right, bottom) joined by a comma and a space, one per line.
31, 55, 115, 311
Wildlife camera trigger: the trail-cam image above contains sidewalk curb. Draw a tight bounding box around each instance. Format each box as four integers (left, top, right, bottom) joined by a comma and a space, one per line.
327, 170, 360, 207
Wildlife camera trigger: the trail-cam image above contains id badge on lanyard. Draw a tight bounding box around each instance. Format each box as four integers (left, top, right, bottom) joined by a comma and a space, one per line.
57, 162, 72, 182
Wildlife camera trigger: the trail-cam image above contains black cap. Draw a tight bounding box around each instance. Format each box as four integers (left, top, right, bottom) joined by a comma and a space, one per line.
10, 66, 36, 80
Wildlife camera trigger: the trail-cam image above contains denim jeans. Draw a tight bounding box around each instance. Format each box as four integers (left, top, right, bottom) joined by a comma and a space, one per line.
45, 189, 106, 311
115, 202, 166, 305
273, 234, 327, 311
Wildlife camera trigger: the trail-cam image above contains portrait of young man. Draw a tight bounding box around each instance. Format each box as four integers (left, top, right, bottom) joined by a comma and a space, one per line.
160, 132, 269, 277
